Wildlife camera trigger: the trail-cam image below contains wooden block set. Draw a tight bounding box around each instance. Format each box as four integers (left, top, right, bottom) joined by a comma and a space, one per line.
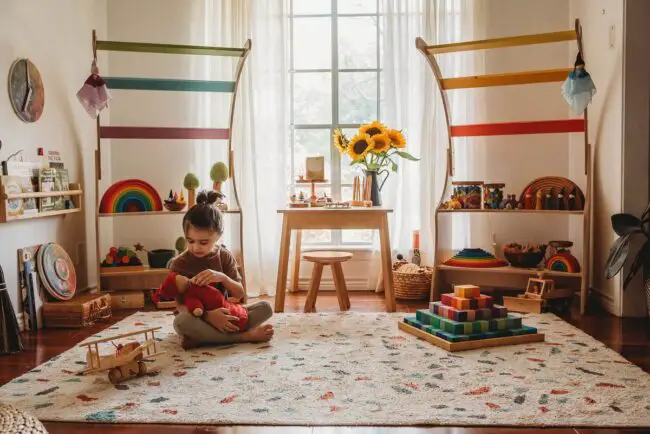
399, 284, 544, 351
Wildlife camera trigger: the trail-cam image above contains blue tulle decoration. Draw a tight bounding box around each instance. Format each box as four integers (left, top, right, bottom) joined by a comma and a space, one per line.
562, 52, 596, 115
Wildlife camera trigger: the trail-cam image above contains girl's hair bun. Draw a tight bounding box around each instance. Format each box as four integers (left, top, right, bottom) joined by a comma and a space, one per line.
195, 190, 218, 206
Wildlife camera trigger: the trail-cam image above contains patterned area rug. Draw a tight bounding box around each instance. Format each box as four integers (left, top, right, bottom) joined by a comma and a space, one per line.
1, 311, 649, 427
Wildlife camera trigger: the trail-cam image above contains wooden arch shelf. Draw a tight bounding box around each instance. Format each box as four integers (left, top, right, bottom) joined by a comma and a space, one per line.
417, 19, 592, 315
93, 30, 251, 294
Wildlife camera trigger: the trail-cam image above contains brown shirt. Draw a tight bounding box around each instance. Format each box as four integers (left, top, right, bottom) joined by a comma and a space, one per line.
169, 248, 241, 301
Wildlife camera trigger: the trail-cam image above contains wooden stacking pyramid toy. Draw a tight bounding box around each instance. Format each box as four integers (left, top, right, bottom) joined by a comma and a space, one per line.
398, 284, 544, 352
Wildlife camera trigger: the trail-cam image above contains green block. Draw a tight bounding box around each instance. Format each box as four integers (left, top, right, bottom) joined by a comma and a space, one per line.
416, 309, 437, 325
404, 316, 426, 329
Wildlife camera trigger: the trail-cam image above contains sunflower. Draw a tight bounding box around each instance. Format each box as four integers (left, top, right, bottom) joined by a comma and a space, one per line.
347, 133, 375, 161
359, 120, 388, 138
387, 129, 406, 148
332, 128, 348, 153
371, 133, 391, 154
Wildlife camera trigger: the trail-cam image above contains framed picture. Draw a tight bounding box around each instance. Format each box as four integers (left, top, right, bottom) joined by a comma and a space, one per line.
305, 156, 325, 181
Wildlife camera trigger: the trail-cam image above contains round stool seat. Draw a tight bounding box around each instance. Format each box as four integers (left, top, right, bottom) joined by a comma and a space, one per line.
303, 251, 353, 263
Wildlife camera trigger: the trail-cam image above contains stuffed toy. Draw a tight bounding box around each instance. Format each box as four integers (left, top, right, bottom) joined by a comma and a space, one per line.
157, 272, 248, 329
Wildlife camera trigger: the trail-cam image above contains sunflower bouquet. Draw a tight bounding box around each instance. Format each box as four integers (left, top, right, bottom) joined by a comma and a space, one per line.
333, 121, 419, 173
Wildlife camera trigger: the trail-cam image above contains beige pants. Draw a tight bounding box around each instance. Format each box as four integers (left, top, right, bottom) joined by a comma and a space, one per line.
173, 300, 273, 345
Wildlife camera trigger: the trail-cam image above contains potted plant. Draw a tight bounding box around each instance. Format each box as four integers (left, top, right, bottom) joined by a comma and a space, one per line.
605, 202, 650, 316
210, 162, 228, 194
183, 173, 200, 207
333, 121, 419, 206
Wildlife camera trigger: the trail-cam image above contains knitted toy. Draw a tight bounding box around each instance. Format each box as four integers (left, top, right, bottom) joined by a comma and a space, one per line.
158, 272, 248, 329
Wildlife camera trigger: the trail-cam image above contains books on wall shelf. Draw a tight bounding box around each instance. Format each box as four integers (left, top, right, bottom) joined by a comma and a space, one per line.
1, 160, 81, 221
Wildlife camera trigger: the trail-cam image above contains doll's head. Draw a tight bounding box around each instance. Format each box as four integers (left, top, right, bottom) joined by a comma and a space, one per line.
158, 272, 190, 299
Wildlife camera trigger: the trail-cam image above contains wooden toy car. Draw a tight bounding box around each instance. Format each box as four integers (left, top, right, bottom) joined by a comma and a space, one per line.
502, 274, 574, 314
78, 327, 164, 384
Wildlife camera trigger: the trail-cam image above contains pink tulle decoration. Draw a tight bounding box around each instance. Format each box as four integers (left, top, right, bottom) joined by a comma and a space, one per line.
77, 60, 112, 119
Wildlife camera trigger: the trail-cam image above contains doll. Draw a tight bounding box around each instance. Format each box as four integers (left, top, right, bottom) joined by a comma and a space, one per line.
157, 272, 248, 329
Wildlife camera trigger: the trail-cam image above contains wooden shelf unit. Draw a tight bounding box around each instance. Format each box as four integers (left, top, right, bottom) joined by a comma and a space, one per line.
417, 19, 592, 315
0, 182, 83, 223
92, 30, 251, 294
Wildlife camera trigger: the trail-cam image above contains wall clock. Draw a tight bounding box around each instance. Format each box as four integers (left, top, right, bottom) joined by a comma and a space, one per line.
8, 58, 45, 123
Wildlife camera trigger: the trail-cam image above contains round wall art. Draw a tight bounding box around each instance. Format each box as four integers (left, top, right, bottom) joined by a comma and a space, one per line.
8, 58, 45, 123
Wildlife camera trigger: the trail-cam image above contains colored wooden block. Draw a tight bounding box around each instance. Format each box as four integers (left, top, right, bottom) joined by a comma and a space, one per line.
431, 301, 493, 322
441, 293, 493, 310
491, 305, 508, 318
488, 314, 522, 331
415, 309, 437, 326
454, 284, 481, 298
404, 316, 426, 329
398, 321, 545, 352
426, 312, 490, 335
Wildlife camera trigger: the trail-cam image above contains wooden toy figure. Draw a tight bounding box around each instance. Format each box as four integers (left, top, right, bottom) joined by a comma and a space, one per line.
535, 190, 543, 210
524, 187, 533, 209
557, 187, 566, 210
544, 190, 553, 210
568, 187, 577, 210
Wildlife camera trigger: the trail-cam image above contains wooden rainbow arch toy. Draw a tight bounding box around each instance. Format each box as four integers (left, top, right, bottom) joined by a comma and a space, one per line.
99, 179, 163, 213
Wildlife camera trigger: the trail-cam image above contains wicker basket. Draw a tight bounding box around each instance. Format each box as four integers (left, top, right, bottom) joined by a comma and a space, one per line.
392, 262, 433, 300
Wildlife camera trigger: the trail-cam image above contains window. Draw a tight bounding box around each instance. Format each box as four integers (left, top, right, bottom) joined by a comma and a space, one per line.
289, 0, 382, 246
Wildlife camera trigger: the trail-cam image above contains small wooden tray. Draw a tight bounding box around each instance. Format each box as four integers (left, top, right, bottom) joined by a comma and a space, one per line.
398, 321, 544, 352
99, 265, 145, 274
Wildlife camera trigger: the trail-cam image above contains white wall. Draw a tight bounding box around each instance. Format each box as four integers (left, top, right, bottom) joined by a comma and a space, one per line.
0, 0, 107, 312
569, 0, 625, 314
454, 0, 575, 257
103, 0, 238, 262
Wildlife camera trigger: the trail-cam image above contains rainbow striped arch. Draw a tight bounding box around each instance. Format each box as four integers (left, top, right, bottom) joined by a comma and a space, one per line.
545, 253, 581, 273
99, 179, 163, 213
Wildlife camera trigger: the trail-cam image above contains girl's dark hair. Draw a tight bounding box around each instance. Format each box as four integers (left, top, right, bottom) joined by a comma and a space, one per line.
182, 190, 224, 234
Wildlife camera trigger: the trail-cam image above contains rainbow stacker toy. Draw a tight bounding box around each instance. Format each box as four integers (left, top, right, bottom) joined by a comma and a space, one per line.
399, 284, 544, 352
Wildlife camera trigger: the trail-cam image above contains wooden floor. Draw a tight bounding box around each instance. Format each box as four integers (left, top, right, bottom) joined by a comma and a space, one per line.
1, 292, 649, 434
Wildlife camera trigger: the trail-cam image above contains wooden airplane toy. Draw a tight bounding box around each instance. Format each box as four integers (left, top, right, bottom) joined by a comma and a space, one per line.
78, 326, 164, 384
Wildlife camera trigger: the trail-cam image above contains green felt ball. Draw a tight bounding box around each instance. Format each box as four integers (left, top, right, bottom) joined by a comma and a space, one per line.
210, 162, 229, 183
183, 173, 200, 190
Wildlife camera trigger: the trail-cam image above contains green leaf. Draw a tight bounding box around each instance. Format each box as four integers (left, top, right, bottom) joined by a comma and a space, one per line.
394, 151, 420, 161
391, 162, 398, 172
605, 233, 633, 279
611, 214, 642, 236
622, 241, 649, 290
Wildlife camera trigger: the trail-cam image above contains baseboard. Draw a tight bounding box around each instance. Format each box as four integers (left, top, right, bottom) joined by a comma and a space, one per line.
292, 276, 373, 292
591, 289, 617, 316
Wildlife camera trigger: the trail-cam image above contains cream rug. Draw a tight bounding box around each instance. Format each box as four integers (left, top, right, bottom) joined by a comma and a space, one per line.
1, 311, 649, 427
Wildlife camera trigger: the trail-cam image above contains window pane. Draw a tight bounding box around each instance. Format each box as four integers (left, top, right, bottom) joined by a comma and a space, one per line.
338, 0, 377, 14
338, 16, 377, 69
294, 72, 332, 124
293, 0, 331, 15
293, 18, 331, 70
293, 129, 331, 181
339, 72, 378, 124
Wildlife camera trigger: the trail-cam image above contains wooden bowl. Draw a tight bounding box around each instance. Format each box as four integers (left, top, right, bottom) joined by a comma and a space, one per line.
503, 250, 546, 268
164, 202, 186, 212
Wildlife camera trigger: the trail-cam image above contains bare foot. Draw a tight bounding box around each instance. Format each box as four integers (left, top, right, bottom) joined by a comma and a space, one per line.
181, 335, 201, 351
241, 324, 274, 343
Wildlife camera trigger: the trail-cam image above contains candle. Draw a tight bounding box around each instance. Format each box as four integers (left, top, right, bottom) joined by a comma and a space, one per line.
412, 230, 420, 250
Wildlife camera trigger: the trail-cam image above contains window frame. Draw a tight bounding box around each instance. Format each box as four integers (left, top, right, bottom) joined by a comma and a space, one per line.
289, 0, 382, 246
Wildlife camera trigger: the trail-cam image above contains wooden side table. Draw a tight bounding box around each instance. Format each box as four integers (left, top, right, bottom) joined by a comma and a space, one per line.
274, 207, 396, 312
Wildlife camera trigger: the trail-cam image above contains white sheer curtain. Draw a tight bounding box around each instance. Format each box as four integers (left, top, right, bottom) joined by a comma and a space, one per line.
191, 0, 289, 297
369, 0, 484, 291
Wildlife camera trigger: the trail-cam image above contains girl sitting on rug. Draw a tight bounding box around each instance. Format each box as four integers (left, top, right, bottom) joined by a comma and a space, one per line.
169, 190, 274, 350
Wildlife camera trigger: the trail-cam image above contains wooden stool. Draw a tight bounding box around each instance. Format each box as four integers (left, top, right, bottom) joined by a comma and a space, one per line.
303, 251, 352, 313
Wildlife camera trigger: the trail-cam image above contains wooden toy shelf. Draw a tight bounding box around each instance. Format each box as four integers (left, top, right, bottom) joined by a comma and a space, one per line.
417, 19, 592, 315
92, 30, 251, 294
98, 209, 240, 217
0, 183, 83, 223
